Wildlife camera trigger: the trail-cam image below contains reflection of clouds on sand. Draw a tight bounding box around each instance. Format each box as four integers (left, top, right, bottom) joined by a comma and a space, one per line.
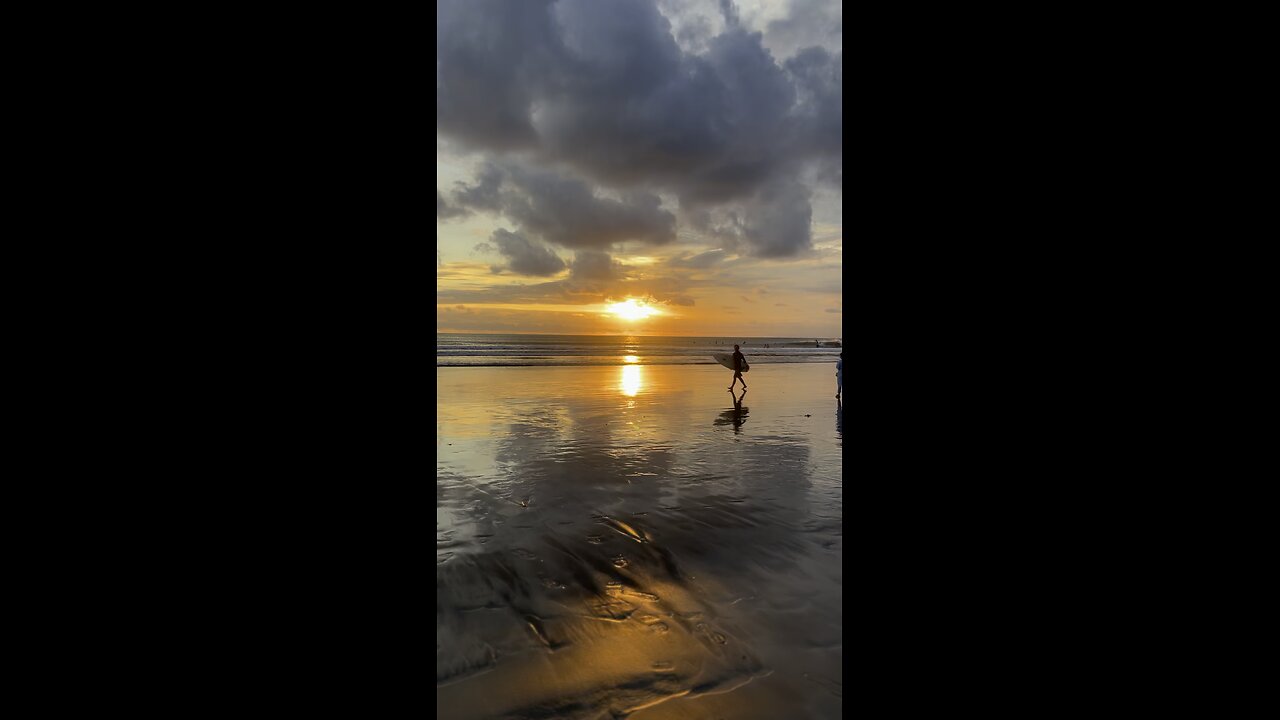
438, 414, 769, 717
437, 365, 841, 720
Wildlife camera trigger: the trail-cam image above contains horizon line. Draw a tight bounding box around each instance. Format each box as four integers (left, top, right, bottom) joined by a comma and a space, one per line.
436, 331, 843, 339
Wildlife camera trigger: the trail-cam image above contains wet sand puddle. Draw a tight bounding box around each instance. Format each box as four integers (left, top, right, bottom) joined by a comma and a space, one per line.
438, 364, 842, 719
437, 510, 772, 719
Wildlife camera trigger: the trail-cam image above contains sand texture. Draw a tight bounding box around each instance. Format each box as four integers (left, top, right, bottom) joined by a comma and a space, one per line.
438, 364, 842, 719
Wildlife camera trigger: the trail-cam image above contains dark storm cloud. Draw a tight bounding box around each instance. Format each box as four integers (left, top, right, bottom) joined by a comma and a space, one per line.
675, 179, 814, 257
783, 46, 842, 186
570, 250, 623, 281
451, 162, 676, 249
500, 164, 676, 248
739, 179, 813, 257
435, 0, 563, 150
437, 190, 468, 220
531, 13, 799, 204
436, 0, 841, 259
452, 164, 504, 212
478, 228, 567, 277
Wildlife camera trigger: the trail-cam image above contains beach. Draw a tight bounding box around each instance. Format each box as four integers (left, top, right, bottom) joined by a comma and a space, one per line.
437, 362, 843, 719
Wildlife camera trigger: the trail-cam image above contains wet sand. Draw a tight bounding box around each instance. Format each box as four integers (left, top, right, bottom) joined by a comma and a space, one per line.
437, 363, 843, 719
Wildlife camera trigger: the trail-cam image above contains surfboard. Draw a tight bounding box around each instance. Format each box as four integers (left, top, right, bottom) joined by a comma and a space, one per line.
712, 353, 749, 372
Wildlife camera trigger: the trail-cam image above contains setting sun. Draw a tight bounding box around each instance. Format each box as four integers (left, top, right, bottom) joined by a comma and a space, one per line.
606, 299, 660, 321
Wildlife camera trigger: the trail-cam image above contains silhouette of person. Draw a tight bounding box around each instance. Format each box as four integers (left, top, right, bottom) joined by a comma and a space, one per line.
716, 388, 748, 434
836, 395, 843, 436
835, 350, 842, 399
728, 344, 747, 391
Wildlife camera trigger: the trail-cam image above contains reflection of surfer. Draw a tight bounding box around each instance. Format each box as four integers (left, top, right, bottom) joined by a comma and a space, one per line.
729, 344, 747, 391
715, 388, 748, 434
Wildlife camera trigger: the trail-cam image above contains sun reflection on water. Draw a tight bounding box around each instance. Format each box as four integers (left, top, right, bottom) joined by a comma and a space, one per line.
620, 365, 643, 396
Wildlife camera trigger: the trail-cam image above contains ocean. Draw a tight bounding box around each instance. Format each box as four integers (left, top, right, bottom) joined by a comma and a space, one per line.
436, 333, 843, 367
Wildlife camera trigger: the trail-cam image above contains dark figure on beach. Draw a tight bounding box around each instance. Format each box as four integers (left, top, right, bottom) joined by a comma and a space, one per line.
836, 350, 843, 399
715, 388, 748, 434
836, 394, 842, 435
729, 344, 747, 391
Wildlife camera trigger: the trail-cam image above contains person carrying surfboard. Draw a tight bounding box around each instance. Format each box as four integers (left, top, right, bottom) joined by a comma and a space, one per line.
729, 344, 747, 391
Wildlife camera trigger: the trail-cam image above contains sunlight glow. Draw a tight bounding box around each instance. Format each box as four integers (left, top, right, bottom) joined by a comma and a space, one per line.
623, 355, 639, 363
606, 299, 661, 321
620, 365, 643, 396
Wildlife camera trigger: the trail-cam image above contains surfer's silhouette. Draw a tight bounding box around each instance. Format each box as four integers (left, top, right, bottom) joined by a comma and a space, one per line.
715, 388, 748, 434
835, 350, 842, 399
836, 395, 843, 437
728, 344, 747, 391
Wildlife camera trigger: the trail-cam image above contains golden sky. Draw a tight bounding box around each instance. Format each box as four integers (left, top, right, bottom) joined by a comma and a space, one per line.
436, 0, 841, 337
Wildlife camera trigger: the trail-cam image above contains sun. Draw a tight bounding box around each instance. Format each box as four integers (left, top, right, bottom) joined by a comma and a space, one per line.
606, 298, 660, 321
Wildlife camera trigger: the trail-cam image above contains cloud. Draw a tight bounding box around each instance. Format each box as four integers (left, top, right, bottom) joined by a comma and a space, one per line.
656, 0, 723, 54
718, 0, 740, 29
478, 228, 567, 276
783, 46, 842, 187
676, 178, 813, 258
436, 0, 563, 150
436, 267, 698, 309
668, 248, 727, 268
452, 164, 504, 211
570, 250, 623, 280
436, 0, 840, 251
437, 190, 468, 220
451, 161, 676, 249
739, 178, 813, 257
765, 0, 842, 61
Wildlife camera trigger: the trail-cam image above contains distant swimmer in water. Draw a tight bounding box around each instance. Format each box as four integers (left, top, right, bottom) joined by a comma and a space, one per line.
729, 344, 747, 391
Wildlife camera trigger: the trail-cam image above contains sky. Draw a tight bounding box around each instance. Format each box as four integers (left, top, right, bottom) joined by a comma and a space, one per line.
437, 0, 841, 337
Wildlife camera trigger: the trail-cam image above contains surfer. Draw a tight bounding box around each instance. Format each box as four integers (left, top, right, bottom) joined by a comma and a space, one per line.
729, 344, 747, 391
835, 350, 842, 399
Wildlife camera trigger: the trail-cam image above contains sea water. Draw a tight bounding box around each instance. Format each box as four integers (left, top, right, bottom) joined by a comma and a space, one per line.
437, 333, 842, 367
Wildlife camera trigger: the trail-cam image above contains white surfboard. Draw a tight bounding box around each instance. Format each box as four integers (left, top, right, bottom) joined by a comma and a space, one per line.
712, 353, 749, 372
